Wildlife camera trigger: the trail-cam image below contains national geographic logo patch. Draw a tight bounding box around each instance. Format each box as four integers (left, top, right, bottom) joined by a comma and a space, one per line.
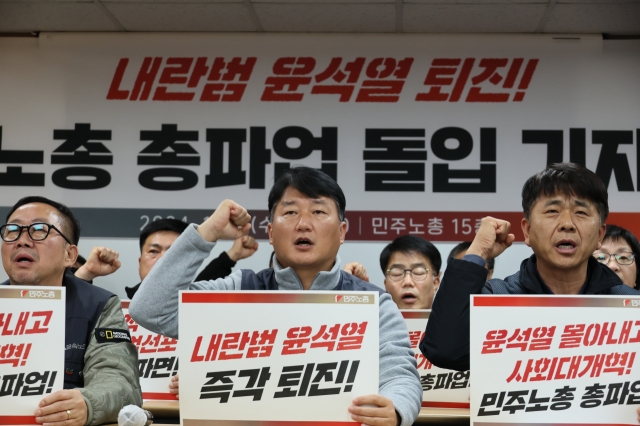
95, 328, 132, 344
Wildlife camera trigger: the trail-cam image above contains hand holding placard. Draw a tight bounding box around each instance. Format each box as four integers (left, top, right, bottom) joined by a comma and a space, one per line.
198, 200, 252, 242
349, 394, 398, 426
467, 217, 515, 261
169, 374, 180, 399
35, 389, 87, 426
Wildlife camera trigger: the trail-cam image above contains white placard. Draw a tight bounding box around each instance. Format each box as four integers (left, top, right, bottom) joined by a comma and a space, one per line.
471, 295, 640, 425
178, 291, 379, 425
121, 300, 178, 401
0, 286, 65, 424
402, 310, 470, 408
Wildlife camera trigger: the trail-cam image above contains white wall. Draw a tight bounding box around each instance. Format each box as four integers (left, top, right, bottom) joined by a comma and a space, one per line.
0, 239, 533, 298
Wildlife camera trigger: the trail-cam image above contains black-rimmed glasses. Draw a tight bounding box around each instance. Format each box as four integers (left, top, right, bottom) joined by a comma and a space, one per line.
386, 266, 430, 282
593, 252, 636, 266
0, 223, 73, 245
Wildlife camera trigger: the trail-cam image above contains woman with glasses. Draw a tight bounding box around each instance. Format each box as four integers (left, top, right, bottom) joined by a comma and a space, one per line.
593, 224, 639, 290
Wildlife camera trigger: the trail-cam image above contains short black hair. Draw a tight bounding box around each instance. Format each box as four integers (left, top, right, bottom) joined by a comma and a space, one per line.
447, 241, 495, 270
139, 218, 188, 250
380, 235, 442, 274
268, 167, 346, 222
6, 196, 81, 245
522, 162, 608, 225
603, 224, 640, 289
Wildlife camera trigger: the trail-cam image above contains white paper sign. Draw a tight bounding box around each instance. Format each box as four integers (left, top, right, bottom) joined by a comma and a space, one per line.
121, 300, 178, 401
178, 291, 379, 425
0, 286, 65, 424
402, 310, 470, 408
471, 295, 640, 425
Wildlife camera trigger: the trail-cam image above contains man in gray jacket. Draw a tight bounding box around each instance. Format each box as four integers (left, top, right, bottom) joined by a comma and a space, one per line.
1, 196, 142, 426
130, 167, 422, 426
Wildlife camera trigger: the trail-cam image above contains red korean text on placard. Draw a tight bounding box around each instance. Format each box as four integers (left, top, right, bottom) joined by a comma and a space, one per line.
191, 329, 278, 362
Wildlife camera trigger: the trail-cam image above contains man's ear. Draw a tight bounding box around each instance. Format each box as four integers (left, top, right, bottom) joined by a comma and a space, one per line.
433, 271, 442, 291
521, 217, 531, 247
339, 221, 347, 244
64, 244, 78, 268
267, 222, 274, 245
596, 223, 606, 250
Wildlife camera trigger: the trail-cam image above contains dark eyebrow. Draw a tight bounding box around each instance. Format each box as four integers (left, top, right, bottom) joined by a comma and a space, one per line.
9, 217, 49, 225
147, 243, 169, 250
390, 262, 427, 269
573, 199, 590, 208
279, 200, 297, 207
543, 199, 562, 207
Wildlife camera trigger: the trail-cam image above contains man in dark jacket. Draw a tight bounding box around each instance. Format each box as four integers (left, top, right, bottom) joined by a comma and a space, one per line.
1, 196, 141, 425
422, 163, 640, 373
126, 218, 258, 299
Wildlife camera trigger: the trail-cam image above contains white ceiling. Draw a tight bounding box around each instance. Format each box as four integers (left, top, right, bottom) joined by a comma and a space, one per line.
0, 0, 639, 34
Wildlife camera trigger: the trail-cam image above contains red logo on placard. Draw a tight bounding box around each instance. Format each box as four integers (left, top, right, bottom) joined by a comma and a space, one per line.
335, 295, 343, 302
20, 290, 28, 297
624, 299, 630, 306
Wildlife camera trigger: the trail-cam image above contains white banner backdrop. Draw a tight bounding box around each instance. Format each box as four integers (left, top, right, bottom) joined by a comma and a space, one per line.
0, 34, 638, 214
0, 33, 635, 296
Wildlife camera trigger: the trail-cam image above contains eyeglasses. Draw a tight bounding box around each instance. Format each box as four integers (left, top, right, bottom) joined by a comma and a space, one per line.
0, 223, 73, 245
386, 266, 431, 282
593, 252, 636, 266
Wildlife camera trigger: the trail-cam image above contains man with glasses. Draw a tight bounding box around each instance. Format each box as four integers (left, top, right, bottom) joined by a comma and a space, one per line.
379, 235, 441, 310
1, 196, 141, 426
593, 224, 639, 290
131, 167, 422, 426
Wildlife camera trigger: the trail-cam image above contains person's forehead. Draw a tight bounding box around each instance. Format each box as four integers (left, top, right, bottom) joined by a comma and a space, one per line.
144, 230, 180, 247
8, 203, 62, 224
388, 250, 433, 268
277, 187, 336, 208
534, 192, 594, 207
600, 238, 632, 251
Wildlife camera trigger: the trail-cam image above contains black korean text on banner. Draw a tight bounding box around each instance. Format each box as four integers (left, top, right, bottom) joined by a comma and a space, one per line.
107, 57, 257, 102
205, 126, 337, 189
51, 123, 113, 190
523, 129, 638, 192
0, 127, 45, 187
363, 127, 496, 193
138, 124, 200, 191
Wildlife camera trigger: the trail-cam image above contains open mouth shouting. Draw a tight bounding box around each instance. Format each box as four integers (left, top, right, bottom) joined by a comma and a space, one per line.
294, 237, 314, 249
401, 291, 418, 305
555, 239, 577, 254
12, 251, 37, 266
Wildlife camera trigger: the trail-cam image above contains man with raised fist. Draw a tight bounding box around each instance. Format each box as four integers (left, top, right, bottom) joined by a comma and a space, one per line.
421, 163, 640, 373
130, 167, 422, 426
